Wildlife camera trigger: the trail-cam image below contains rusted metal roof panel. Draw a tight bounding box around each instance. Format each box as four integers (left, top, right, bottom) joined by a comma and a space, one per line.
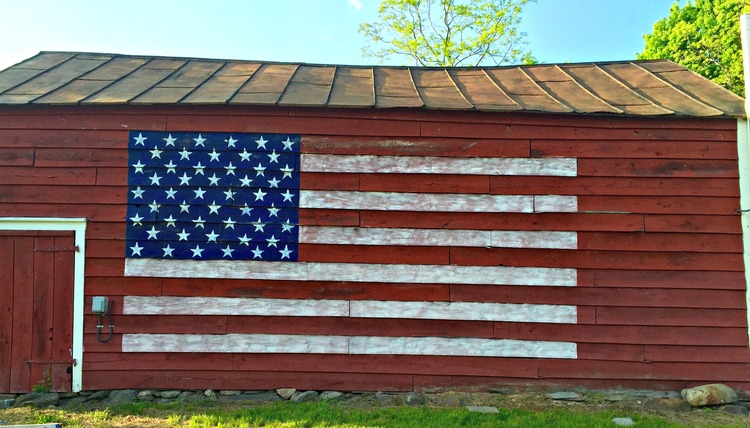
0, 51, 744, 117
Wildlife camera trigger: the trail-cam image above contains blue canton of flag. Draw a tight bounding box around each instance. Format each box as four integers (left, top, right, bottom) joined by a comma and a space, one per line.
125, 131, 301, 261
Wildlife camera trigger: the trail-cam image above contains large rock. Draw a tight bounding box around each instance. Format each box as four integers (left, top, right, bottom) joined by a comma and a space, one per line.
291, 390, 319, 402
104, 389, 137, 405
14, 392, 60, 407
276, 388, 296, 400
681, 384, 738, 407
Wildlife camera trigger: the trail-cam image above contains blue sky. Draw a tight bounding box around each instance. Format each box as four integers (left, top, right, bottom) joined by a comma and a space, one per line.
0, 0, 679, 70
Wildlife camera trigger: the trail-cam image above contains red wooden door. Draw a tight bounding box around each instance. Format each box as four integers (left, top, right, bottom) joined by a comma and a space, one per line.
0, 231, 75, 393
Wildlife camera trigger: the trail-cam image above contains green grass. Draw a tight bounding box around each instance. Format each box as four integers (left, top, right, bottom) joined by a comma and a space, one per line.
1, 399, 747, 428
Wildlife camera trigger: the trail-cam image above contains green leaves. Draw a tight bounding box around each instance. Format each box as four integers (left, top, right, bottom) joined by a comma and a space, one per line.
638, 0, 750, 95
359, 0, 534, 66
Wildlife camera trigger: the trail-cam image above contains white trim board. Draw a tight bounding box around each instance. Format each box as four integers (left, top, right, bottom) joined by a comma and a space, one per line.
0, 217, 87, 392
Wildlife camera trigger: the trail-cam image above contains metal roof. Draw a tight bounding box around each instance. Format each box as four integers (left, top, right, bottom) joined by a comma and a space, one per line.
0, 51, 744, 117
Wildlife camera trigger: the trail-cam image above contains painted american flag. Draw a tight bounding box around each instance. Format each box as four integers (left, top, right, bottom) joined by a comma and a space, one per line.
124, 130, 581, 360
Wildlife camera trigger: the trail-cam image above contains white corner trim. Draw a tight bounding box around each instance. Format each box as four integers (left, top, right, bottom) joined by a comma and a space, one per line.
736, 122, 750, 348
0, 217, 87, 392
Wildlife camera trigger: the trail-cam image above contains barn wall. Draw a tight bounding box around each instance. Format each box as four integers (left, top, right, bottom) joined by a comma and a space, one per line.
0, 104, 747, 392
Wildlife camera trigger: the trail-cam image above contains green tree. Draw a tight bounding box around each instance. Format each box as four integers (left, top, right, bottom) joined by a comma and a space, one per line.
638, 0, 750, 95
359, 0, 534, 66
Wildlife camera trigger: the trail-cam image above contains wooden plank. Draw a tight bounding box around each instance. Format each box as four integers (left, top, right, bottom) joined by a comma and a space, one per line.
579, 195, 738, 215
299, 226, 577, 249
160, 278, 449, 301
531, 140, 737, 159
300, 173, 360, 191
301, 154, 576, 176
534, 195, 578, 212
595, 307, 746, 327
84, 352, 234, 371
490, 176, 739, 197
359, 211, 645, 232
493, 323, 747, 346
577, 343, 645, 362
34, 148, 126, 167
538, 359, 750, 382
644, 345, 750, 363
84, 314, 228, 335
125, 258, 578, 286
299, 190, 534, 212
0, 129, 126, 148
301, 135, 530, 157
10, 237, 33, 392
299, 209, 360, 226
451, 285, 745, 309
124, 296, 349, 317
85, 258, 124, 277
358, 173, 488, 194
0, 185, 126, 204
578, 231, 743, 253
644, 215, 740, 234
0, 148, 34, 166
450, 248, 743, 271
51, 235, 75, 391
0, 166, 97, 185
578, 158, 739, 178
83, 370, 413, 392
0, 113, 166, 131
0, 237, 13, 392
0, 204, 124, 222
593, 269, 746, 289
30, 237, 55, 389
85, 277, 162, 296
225, 316, 493, 338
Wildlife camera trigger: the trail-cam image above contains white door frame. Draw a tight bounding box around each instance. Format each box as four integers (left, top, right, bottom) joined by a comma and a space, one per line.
0, 217, 86, 392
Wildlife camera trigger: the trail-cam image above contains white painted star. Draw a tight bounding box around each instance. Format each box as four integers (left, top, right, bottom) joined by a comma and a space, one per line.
266, 235, 279, 248
207, 173, 221, 186
238, 234, 251, 246
149, 172, 162, 185
223, 189, 235, 200
239, 149, 252, 162
149, 146, 162, 159
267, 177, 280, 188
255, 136, 268, 149
254, 163, 266, 177
193, 216, 206, 228
222, 245, 235, 258
164, 215, 177, 227
225, 136, 238, 148
164, 160, 177, 173
163, 134, 177, 146
193, 161, 206, 175
223, 217, 236, 229
239, 203, 253, 216
177, 229, 190, 241
193, 187, 206, 199
224, 162, 236, 175
179, 148, 192, 160
129, 242, 143, 256
253, 188, 267, 201
178, 172, 192, 185
208, 149, 221, 162
279, 245, 293, 259
162, 244, 175, 257
146, 226, 160, 240
193, 134, 207, 147
281, 189, 295, 202
252, 218, 266, 232
281, 219, 295, 233
132, 160, 146, 173
133, 133, 147, 146
165, 187, 177, 199
179, 200, 190, 213
281, 137, 295, 151
129, 212, 144, 226
148, 200, 161, 213
280, 164, 294, 179
267, 204, 280, 217
205, 230, 220, 242
131, 186, 145, 199
208, 201, 221, 215
267, 150, 280, 163
191, 245, 204, 258
239, 175, 252, 187
251, 245, 264, 259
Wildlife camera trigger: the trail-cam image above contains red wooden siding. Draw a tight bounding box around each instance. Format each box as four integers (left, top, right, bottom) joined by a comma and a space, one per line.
0, 104, 747, 391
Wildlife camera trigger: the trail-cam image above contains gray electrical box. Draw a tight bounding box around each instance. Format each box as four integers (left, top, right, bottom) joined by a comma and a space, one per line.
92, 296, 108, 314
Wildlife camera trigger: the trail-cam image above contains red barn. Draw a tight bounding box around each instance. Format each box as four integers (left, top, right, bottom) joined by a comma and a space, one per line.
0, 51, 748, 393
